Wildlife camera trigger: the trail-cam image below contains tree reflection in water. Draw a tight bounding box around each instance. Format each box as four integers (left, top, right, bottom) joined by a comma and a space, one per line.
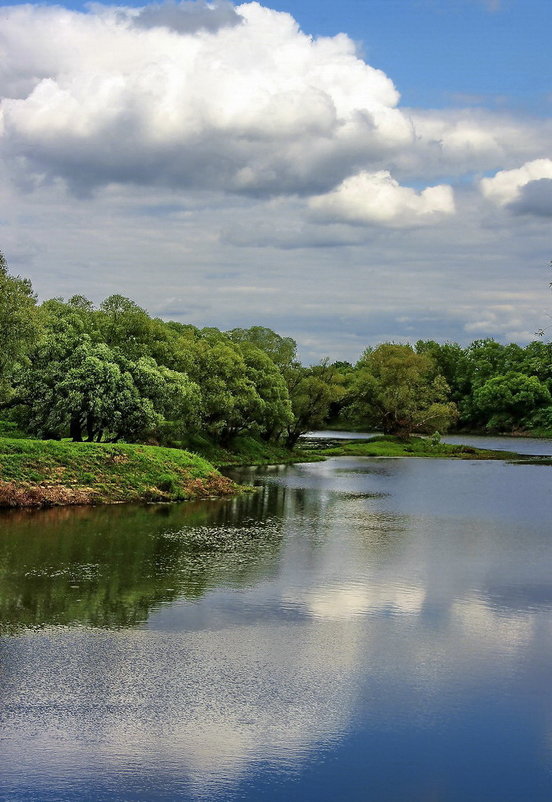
0, 487, 286, 634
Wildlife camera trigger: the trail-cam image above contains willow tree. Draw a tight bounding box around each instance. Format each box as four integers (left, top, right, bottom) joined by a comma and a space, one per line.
348, 344, 457, 438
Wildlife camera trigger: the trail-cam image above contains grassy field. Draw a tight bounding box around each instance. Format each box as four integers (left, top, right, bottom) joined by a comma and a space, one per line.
0, 437, 236, 508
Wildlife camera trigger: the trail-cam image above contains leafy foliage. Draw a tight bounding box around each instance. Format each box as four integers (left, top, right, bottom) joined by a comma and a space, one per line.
0, 251, 41, 402
284, 362, 346, 447
472, 372, 551, 431
4, 255, 552, 449
346, 344, 458, 437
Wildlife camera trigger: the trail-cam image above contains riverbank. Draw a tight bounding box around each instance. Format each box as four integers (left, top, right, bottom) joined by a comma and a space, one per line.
0, 437, 237, 508
184, 433, 325, 468
310, 435, 525, 461
323, 421, 552, 440
0, 433, 323, 509
0, 431, 541, 510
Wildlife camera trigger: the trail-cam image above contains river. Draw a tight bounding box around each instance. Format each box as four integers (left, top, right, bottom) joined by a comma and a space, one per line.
1, 437, 552, 800
307, 429, 552, 456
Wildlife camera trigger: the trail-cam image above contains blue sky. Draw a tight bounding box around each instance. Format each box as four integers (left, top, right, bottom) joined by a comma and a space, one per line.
271, 0, 552, 113
1, 0, 551, 360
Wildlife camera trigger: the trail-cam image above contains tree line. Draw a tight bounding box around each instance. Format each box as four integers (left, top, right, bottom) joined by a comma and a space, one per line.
1, 252, 552, 447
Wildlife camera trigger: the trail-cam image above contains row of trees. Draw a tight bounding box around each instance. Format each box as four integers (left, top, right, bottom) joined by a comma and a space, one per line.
413, 338, 552, 433
1, 252, 551, 444
329, 338, 552, 436
0, 254, 344, 446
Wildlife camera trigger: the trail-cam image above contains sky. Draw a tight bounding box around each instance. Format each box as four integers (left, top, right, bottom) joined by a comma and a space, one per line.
0, 0, 551, 362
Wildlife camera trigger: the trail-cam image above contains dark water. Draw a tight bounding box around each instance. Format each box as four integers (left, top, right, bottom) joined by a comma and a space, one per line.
1, 450, 552, 801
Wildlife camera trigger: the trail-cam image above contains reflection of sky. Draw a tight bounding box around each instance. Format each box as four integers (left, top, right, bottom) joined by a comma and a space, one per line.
2, 457, 552, 800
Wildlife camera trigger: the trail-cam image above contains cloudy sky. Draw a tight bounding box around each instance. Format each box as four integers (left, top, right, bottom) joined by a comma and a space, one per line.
1, 0, 551, 361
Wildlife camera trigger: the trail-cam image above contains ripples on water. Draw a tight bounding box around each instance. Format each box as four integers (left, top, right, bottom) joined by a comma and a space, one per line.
1, 447, 552, 801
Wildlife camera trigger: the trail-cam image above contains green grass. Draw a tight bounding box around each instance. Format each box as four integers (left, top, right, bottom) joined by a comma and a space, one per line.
0, 437, 236, 507
524, 427, 552, 439
183, 433, 324, 467
315, 435, 524, 461
3, 428, 534, 510
0, 420, 32, 439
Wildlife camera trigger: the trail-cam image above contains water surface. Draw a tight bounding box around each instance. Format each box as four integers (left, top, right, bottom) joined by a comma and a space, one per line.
306, 428, 552, 456
1, 451, 552, 801
442, 433, 552, 456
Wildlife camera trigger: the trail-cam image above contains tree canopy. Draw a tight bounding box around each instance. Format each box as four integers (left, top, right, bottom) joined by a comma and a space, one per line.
3, 257, 552, 446
0, 252, 41, 402
346, 344, 458, 437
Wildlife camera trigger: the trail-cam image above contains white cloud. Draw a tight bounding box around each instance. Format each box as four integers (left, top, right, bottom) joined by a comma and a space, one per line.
0, 1, 413, 196
308, 170, 455, 226
402, 109, 552, 179
480, 158, 552, 206
132, 0, 243, 33
2, 2, 545, 202
0, 0, 551, 355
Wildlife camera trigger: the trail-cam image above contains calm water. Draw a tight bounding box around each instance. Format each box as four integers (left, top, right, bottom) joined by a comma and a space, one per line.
442, 433, 552, 456
306, 428, 552, 455
1, 446, 552, 800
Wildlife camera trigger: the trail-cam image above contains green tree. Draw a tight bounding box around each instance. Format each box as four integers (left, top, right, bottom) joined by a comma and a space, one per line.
472, 371, 551, 432
227, 326, 297, 371
285, 362, 344, 447
192, 340, 262, 444
238, 343, 293, 441
348, 344, 457, 437
0, 252, 41, 402
15, 335, 201, 443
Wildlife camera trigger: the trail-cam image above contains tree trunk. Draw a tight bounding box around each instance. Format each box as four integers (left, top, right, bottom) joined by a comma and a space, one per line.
285, 430, 301, 449
86, 412, 95, 442
70, 414, 83, 442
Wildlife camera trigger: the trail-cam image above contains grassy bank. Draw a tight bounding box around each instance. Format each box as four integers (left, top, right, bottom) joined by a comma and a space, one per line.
0, 437, 236, 508
314, 435, 524, 460
188, 433, 324, 468
0, 428, 538, 510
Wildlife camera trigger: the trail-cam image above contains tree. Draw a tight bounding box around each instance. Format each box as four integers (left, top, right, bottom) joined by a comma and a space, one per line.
227, 326, 297, 371
127, 356, 201, 441
472, 371, 551, 432
238, 343, 293, 441
285, 362, 345, 447
0, 252, 41, 402
15, 335, 201, 443
465, 339, 508, 388
192, 340, 263, 444
347, 344, 457, 437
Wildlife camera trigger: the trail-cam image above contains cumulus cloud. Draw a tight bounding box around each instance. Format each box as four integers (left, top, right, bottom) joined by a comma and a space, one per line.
0, 1, 414, 197
0, 1, 549, 359
403, 110, 552, 179
509, 179, 552, 218
2, 0, 546, 206
132, 0, 242, 34
308, 170, 455, 226
480, 158, 552, 208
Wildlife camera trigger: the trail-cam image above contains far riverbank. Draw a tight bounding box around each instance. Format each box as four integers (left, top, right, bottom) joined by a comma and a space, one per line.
1, 430, 547, 510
